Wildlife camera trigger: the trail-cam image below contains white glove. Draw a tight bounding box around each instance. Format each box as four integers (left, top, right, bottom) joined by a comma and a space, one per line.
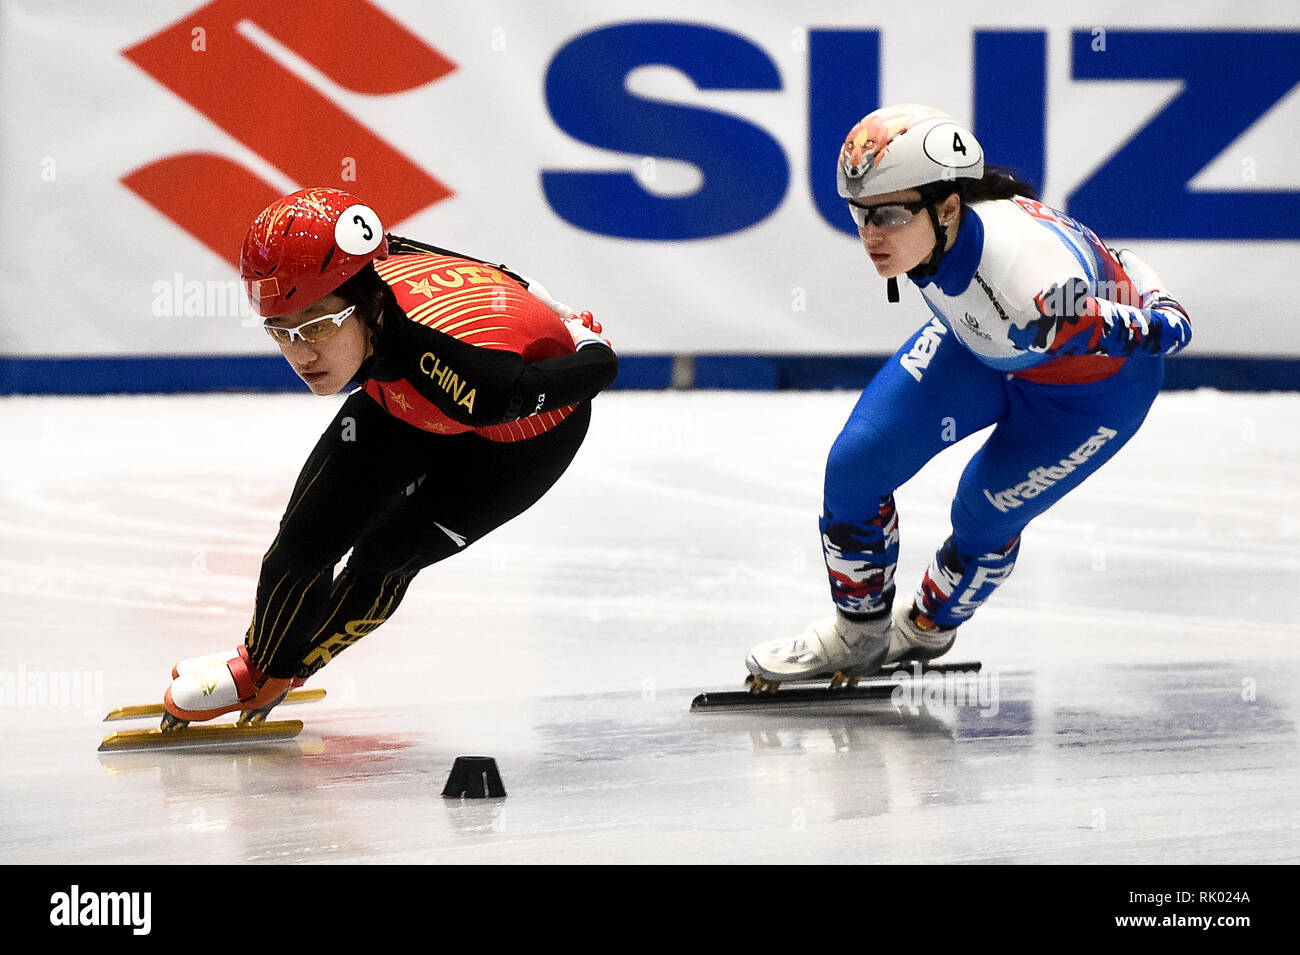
521, 275, 576, 321
1114, 248, 1176, 309
565, 310, 610, 350
519, 273, 609, 350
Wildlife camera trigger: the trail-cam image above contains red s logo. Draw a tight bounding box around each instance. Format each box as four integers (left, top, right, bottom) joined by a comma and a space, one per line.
122, 0, 455, 265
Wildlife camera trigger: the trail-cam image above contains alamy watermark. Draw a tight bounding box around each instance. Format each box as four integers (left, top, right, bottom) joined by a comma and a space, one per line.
1038, 276, 1142, 318
889, 661, 1000, 717
0, 663, 103, 718
151, 273, 259, 325
49, 885, 151, 935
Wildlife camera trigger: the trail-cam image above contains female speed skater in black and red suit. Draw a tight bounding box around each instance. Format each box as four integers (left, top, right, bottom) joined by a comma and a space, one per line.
162, 187, 617, 727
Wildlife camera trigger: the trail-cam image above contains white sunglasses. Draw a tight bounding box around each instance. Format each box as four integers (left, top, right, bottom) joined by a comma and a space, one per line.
263, 305, 356, 344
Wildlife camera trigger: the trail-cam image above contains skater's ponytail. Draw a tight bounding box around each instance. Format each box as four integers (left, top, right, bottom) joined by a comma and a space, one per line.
957, 164, 1039, 202
916, 164, 1039, 211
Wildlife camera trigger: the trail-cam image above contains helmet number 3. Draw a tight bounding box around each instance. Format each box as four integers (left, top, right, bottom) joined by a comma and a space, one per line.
335, 204, 384, 255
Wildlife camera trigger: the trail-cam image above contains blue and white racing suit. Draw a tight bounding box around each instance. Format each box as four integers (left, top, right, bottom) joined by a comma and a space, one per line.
823, 196, 1192, 628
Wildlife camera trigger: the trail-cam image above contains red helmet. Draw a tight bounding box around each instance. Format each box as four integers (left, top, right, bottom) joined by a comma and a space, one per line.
240, 187, 389, 317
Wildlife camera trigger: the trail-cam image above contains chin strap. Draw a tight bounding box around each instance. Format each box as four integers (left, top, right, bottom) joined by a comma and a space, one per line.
888, 204, 954, 303
909, 205, 949, 279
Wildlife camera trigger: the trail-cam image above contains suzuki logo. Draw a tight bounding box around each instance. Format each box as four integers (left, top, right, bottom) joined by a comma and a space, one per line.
121, 0, 455, 265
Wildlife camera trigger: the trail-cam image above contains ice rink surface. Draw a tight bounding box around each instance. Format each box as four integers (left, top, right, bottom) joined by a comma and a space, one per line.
1, 387, 1297, 865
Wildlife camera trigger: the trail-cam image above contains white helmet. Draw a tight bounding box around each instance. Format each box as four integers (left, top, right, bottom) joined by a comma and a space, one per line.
837, 103, 984, 199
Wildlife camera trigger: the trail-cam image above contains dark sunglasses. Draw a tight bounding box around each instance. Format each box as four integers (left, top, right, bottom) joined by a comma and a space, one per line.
846, 198, 933, 231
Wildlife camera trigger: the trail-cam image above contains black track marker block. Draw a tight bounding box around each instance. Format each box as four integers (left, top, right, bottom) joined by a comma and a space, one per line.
441, 755, 506, 798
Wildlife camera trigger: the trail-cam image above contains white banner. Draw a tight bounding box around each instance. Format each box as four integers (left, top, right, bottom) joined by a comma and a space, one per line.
2, 0, 1297, 358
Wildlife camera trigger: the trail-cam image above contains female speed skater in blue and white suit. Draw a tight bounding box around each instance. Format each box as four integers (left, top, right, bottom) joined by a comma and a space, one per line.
746, 103, 1192, 687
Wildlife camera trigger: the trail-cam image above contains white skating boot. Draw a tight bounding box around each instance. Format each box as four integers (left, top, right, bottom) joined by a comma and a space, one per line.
162, 645, 295, 729
886, 600, 958, 665
746, 608, 892, 690
172, 646, 307, 685
172, 647, 241, 679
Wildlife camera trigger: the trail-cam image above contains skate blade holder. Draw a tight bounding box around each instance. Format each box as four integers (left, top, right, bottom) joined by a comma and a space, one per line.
103, 688, 326, 722
700, 661, 984, 710
744, 674, 781, 694
745, 671, 866, 694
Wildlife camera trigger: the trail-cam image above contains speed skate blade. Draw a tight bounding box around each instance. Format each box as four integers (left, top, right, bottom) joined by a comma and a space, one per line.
98, 719, 304, 751
103, 688, 326, 722
692, 684, 900, 711
694, 660, 983, 712
774, 660, 982, 687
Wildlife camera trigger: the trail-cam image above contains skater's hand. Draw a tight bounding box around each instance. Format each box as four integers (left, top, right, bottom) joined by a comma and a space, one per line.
521, 273, 611, 350
1112, 248, 1180, 311
565, 310, 611, 351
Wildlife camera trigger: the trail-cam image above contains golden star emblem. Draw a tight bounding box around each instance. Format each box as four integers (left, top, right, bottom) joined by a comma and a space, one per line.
387, 388, 413, 412
424, 421, 452, 432
406, 277, 438, 298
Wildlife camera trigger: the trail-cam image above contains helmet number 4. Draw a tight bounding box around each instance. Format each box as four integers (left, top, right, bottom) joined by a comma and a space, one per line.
922, 122, 982, 170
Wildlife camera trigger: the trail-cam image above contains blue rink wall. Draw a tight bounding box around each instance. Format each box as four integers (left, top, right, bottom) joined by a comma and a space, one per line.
1, 353, 1296, 395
